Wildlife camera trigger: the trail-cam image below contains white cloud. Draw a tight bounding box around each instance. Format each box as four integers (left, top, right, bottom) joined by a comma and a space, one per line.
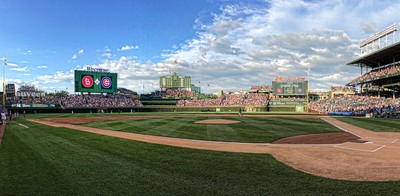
71, 48, 84, 60
159, 0, 400, 92
6, 78, 23, 84
37, 65, 48, 69
78, 49, 84, 55
37, 71, 74, 84
318, 73, 342, 82
118, 45, 139, 51
102, 53, 113, 58
10, 67, 29, 72
104, 46, 112, 52
71, 53, 78, 60
33, 0, 400, 93
7, 63, 19, 67
23, 50, 32, 55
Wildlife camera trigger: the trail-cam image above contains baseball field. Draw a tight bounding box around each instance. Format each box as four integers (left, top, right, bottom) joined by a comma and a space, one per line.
1, 113, 400, 195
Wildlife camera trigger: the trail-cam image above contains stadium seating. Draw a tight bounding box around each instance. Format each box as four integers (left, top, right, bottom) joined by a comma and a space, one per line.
10, 94, 143, 108
309, 95, 400, 116
176, 92, 268, 107
349, 63, 400, 85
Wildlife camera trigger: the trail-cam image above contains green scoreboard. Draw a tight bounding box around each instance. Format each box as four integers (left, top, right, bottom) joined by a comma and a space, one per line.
272, 81, 308, 96
74, 70, 117, 93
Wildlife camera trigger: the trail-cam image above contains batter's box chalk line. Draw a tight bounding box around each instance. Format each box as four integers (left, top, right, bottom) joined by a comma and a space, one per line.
334, 142, 385, 153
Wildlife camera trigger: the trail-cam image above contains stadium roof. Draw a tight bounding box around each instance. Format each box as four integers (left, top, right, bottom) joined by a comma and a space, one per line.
347, 42, 400, 69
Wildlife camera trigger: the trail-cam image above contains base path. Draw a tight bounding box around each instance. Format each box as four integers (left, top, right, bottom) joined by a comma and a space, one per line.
29, 116, 400, 181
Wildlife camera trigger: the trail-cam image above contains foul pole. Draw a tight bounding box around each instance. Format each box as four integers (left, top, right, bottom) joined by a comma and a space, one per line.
2, 56, 6, 106
306, 65, 311, 108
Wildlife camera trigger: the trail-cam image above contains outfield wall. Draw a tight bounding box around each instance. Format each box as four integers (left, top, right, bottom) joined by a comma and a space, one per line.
268, 105, 308, 112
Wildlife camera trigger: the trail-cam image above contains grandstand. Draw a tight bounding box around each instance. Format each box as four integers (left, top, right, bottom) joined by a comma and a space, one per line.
309, 23, 400, 118
347, 23, 400, 98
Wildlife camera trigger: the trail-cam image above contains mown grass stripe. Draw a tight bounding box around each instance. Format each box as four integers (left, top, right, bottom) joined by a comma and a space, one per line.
84, 116, 342, 143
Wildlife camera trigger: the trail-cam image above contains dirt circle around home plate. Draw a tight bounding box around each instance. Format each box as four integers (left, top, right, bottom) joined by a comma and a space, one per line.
194, 119, 241, 124
29, 115, 400, 181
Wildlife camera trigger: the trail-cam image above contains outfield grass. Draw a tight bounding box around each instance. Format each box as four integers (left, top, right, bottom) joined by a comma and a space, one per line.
1, 117, 400, 195
335, 117, 400, 132
82, 115, 341, 143
22, 111, 316, 119
22, 112, 173, 119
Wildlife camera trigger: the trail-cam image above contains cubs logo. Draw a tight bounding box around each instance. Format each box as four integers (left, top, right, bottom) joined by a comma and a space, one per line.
82, 76, 94, 88
101, 77, 112, 88
297, 88, 303, 93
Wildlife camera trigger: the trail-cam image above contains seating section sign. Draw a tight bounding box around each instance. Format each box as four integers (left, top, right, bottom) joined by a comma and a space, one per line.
74, 70, 117, 93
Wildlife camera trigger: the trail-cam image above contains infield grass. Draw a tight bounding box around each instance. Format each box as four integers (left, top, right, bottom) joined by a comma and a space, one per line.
335, 117, 400, 132
82, 115, 341, 143
1, 117, 400, 195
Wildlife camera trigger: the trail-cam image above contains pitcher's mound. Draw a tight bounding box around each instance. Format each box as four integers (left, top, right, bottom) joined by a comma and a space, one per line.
194, 119, 240, 124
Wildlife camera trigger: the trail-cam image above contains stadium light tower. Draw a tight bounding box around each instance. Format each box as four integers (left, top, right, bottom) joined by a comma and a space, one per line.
2, 56, 6, 106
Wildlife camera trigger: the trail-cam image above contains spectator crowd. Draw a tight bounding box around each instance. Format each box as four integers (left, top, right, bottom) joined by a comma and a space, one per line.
331, 86, 355, 92
177, 92, 268, 107
309, 95, 400, 116
250, 85, 272, 92
149, 89, 196, 99
10, 94, 143, 108
349, 64, 400, 85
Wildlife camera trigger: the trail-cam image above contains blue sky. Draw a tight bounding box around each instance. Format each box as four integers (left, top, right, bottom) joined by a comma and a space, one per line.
1, 0, 400, 94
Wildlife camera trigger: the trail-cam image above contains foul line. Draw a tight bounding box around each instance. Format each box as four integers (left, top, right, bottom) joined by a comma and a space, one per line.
363, 137, 398, 144
321, 118, 363, 139
334, 144, 385, 153
18, 123, 29, 128
373, 145, 386, 152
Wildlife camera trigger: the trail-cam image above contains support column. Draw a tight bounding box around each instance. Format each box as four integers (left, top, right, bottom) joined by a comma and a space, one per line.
378, 87, 380, 98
